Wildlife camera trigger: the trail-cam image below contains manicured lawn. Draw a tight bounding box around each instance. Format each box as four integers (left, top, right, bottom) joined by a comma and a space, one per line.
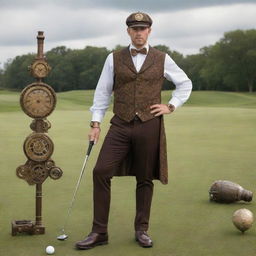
0, 90, 256, 256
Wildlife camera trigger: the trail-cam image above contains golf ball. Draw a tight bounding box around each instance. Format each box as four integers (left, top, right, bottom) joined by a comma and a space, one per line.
46, 245, 55, 255
232, 208, 254, 233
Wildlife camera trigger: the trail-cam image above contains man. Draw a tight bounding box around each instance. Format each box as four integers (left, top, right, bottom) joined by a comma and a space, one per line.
76, 12, 192, 249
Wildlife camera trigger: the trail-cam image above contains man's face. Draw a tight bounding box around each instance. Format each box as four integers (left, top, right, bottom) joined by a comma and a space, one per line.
127, 27, 151, 48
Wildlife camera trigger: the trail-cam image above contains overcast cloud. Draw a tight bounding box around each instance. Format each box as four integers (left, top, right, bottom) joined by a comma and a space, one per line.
0, 0, 256, 67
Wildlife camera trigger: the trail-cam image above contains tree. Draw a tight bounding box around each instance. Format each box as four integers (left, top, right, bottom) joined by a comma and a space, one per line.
45, 46, 74, 91
184, 53, 206, 91
153, 45, 186, 90
2, 29, 256, 92
3, 54, 35, 90
0, 68, 3, 88
200, 30, 256, 92
76, 46, 110, 89
221, 29, 256, 92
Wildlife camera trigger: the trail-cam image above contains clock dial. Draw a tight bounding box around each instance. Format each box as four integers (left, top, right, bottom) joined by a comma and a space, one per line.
20, 83, 56, 118
34, 63, 47, 77
31, 60, 50, 78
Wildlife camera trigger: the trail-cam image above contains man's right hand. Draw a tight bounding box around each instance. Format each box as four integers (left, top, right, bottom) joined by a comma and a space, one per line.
88, 127, 101, 144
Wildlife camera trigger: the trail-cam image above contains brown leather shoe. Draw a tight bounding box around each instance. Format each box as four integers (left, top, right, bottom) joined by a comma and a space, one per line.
135, 231, 153, 248
75, 232, 108, 250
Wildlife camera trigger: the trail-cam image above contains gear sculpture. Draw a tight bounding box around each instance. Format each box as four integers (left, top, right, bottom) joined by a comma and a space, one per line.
12, 31, 63, 236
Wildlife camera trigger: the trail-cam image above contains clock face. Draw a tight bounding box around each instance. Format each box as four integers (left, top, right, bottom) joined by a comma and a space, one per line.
20, 83, 56, 118
34, 63, 47, 77
31, 60, 50, 78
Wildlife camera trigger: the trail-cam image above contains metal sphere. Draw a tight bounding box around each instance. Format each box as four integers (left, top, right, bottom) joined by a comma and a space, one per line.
232, 208, 254, 233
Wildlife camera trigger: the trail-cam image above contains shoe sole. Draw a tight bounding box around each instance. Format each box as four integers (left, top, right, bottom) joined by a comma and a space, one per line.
135, 237, 153, 248
76, 240, 108, 250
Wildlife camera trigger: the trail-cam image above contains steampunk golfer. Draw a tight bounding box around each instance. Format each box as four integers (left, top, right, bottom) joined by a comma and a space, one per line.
76, 12, 192, 249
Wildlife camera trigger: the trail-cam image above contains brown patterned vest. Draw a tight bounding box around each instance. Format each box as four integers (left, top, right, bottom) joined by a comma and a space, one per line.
113, 46, 166, 122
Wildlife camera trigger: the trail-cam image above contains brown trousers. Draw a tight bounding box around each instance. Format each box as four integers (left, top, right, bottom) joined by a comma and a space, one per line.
92, 115, 160, 233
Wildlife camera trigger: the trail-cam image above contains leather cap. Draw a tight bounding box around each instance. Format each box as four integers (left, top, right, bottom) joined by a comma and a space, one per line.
126, 12, 152, 28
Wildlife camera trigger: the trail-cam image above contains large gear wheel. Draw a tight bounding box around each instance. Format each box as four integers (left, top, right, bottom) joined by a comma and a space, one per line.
23, 133, 54, 162
29, 163, 49, 184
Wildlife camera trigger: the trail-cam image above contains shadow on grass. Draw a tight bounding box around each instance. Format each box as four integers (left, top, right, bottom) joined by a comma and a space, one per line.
199, 199, 253, 206
223, 229, 255, 237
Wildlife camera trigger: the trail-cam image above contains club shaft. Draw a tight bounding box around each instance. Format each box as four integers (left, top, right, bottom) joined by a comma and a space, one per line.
61, 154, 89, 232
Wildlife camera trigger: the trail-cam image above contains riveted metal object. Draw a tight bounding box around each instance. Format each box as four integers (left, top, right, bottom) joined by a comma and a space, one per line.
30, 119, 51, 133
23, 133, 54, 162
232, 208, 254, 233
13, 31, 63, 236
20, 82, 56, 119
16, 165, 28, 180
45, 159, 55, 169
209, 180, 253, 203
29, 163, 49, 184
49, 167, 63, 180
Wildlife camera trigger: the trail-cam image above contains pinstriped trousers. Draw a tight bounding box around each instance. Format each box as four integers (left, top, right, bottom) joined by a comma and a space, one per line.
92, 114, 160, 233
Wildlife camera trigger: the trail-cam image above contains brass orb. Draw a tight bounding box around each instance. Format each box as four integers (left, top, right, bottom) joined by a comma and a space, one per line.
232, 208, 254, 233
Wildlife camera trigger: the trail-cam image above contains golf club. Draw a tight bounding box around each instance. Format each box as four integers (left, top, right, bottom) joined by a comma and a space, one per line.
57, 140, 94, 241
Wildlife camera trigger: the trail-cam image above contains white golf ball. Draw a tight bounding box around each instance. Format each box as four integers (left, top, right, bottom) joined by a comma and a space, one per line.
46, 245, 55, 255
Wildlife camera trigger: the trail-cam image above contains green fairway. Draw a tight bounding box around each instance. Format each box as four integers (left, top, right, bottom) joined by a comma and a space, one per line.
0, 90, 256, 256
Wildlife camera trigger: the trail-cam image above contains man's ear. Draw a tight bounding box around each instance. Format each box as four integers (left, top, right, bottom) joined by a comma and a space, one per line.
127, 27, 130, 35
148, 27, 152, 34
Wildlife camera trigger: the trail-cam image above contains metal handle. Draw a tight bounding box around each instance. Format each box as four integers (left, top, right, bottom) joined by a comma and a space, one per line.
86, 140, 94, 156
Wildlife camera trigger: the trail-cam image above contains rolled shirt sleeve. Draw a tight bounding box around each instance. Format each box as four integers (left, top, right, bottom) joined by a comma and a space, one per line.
164, 54, 192, 108
89, 53, 114, 123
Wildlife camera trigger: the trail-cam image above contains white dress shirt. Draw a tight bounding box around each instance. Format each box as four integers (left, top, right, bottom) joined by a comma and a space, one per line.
90, 43, 192, 123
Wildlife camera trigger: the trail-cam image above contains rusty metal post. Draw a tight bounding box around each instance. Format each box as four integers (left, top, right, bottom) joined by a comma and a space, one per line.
35, 184, 42, 226
37, 31, 45, 59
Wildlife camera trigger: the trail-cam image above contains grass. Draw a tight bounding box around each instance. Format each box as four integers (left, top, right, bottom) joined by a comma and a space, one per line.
0, 90, 256, 256
1, 89, 256, 113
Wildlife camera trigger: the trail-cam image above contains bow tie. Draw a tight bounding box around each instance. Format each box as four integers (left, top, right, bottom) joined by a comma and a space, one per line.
130, 48, 147, 57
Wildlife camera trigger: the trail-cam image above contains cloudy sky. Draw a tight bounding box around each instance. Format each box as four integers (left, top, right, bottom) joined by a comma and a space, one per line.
0, 0, 255, 68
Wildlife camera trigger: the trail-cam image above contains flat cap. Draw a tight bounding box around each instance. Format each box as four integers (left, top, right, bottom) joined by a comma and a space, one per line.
126, 12, 152, 28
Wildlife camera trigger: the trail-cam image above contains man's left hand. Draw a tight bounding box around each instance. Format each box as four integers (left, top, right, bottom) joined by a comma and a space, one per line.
150, 104, 175, 116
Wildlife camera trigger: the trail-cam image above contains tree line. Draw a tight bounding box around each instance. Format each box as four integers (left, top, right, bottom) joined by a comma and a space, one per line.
0, 29, 255, 92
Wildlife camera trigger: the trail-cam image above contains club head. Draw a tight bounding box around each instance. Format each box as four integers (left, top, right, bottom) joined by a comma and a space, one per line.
57, 234, 68, 241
